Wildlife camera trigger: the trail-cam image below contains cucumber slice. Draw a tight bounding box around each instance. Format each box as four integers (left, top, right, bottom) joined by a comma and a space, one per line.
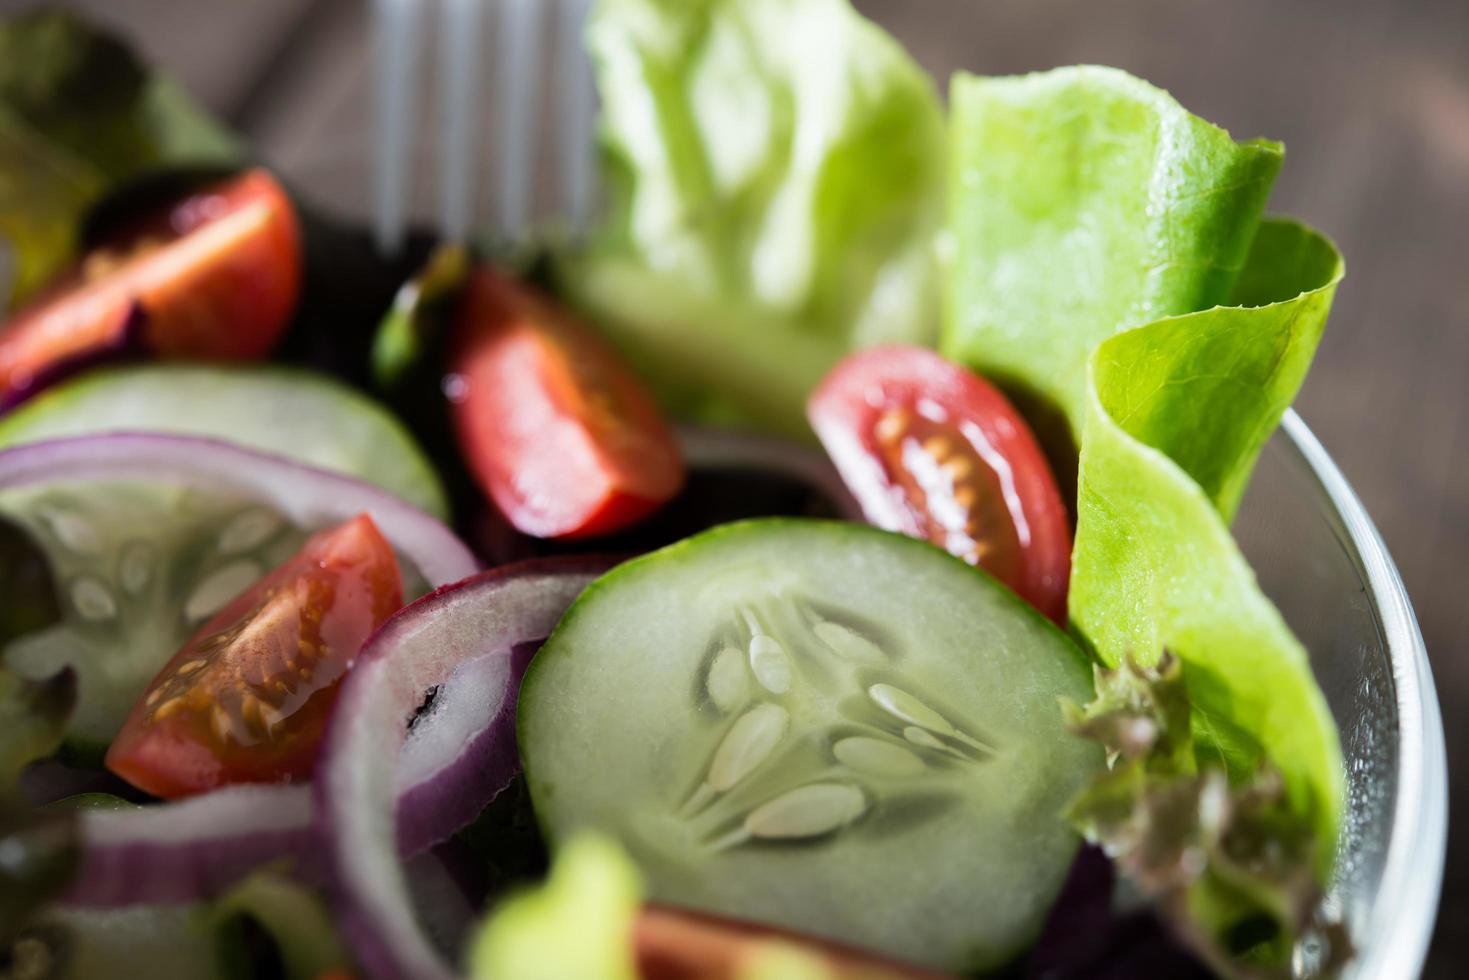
519, 519, 1101, 972
3, 482, 311, 755
0, 436, 472, 757
0, 364, 448, 518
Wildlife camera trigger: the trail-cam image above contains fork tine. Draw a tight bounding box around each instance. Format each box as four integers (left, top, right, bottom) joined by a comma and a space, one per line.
436, 0, 487, 242
556, 0, 596, 234
371, 0, 422, 255
493, 0, 546, 241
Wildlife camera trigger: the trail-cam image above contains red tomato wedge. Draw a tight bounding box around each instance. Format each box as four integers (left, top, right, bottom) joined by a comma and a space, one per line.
635, 906, 950, 980
448, 266, 684, 539
0, 168, 301, 408
808, 345, 1071, 624
105, 514, 402, 799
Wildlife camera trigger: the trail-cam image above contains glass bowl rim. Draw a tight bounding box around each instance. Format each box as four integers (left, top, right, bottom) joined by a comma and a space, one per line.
1278, 410, 1447, 978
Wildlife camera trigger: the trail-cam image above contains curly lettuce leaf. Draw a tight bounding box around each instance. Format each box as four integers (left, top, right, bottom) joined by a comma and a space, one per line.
943, 66, 1282, 438
1071, 217, 1345, 851
1093, 220, 1346, 520
562, 0, 945, 436
0, 11, 240, 309
1063, 655, 1350, 977
945, 68, 1346, 973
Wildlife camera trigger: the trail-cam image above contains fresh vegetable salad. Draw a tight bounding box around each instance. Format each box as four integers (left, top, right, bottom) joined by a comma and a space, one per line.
0, 3, 1350, 979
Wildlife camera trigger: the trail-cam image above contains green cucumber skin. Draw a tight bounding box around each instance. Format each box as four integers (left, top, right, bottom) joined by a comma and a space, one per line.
519, 518, 1100, 972
3, 482, 308, 751
0, 364, 449, 519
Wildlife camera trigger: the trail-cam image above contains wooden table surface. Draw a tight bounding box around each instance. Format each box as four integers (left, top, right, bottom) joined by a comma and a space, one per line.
8, 0, 1468, 973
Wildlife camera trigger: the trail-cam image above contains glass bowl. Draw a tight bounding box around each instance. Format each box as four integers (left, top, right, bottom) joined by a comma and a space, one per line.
281, 28, 1447, 972
1235, 411, 1446, 978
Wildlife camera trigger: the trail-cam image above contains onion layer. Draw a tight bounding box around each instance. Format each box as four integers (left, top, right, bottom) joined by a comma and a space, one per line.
0, 432, 479, 588
316, 558, 608, 980
70, 786, 318, 905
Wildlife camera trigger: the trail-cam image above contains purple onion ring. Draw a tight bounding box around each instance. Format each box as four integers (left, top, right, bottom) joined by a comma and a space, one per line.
0, 432, 481, 905
316, 558, 609, 980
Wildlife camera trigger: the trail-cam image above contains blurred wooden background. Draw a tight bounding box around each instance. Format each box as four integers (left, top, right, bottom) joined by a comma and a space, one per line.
5, 0, 1468, 973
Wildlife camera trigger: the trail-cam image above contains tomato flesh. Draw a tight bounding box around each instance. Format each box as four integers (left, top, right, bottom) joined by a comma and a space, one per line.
449, 267, 684, 539
0, 168, 301, 408
635, 906, 949, 980
105, 515, 402, 798
808, 345, 1071, 624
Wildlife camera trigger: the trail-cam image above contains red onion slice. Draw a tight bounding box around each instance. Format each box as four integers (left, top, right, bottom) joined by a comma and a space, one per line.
675, 424, 864, 521
0, 432, 480, 907
394, 642, 537, 857
63, 666, 533, 909
70, 786, 318, 905
317, 558, 608, 980
0, 432, 478, 588
62, 650, 541, 907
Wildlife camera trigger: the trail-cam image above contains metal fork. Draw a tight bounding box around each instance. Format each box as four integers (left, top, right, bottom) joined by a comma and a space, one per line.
370, 0, 597, 254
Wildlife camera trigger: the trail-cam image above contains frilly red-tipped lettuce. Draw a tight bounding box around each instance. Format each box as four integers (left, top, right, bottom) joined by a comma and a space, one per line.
945, 64, 1347, 970
562, 0, 946, 436
1063, 655, 1351, 977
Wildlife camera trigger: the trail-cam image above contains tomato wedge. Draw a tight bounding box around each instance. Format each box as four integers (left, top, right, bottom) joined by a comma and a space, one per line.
808, 345, 1071, 624
635, 906, 949, 980
105, 515, 402, 798
0, 168, 301, 408
448, 266, 684, 539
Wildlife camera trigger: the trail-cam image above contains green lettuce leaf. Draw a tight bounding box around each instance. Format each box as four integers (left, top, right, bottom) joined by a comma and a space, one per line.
946, 63, 1345, 975
944, 64, 1344, 891
0, 11, 240, 309
469, 835, 642, 980
562, 0, 945, 436
1070, 216, 1345, 852
943, 66, 1282, 440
